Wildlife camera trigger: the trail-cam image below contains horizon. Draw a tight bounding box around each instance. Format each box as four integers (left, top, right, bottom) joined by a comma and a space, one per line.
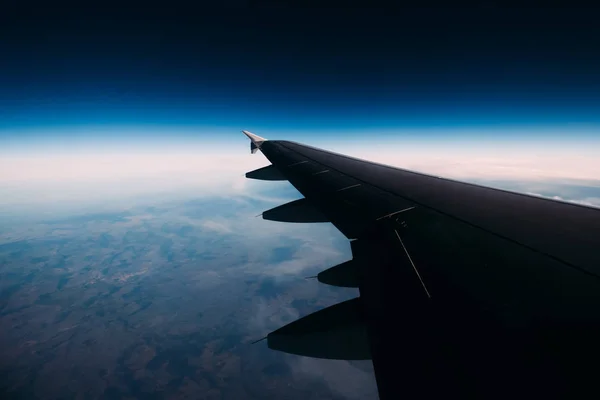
2, 5, 600, 399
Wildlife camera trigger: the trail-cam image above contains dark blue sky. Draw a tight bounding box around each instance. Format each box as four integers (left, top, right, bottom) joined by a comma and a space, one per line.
1, 5, 600, 141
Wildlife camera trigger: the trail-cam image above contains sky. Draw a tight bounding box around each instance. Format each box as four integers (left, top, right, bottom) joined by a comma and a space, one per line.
1, 5, 600, 213
0, 5, 599, 399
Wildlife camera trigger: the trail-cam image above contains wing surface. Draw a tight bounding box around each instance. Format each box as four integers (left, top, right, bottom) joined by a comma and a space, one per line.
243, 131, 600, 399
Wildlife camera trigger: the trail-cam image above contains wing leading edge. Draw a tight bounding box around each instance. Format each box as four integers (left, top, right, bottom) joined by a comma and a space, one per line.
242, 131, 600, 399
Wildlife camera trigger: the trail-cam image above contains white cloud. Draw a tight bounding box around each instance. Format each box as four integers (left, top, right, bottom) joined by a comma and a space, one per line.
200, 220, 233, 234
572, 198, 600, 207
0, 146, 270, 213
525, 192, 600, 208
262, 242, 345, 277
248, 299, 300, 334
3, 135, 600, 216
340, 144, 600, 182
290, 357, 378, 399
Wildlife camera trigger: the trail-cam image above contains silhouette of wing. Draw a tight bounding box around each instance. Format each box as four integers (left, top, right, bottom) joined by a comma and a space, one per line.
243, 130, 600, 399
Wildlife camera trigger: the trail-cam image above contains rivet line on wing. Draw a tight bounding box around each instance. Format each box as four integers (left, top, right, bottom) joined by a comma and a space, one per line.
376, 206, 417, 221
336, 183, 361, 192
394, 229, 431, 299
287, 160, 308, 167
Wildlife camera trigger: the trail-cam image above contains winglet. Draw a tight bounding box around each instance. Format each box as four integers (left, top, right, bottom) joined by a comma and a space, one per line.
243, 130, 267, 154
242, 130, 267, 144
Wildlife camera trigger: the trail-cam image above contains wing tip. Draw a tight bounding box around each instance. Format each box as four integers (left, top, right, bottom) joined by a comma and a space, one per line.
242, 130, 267, 143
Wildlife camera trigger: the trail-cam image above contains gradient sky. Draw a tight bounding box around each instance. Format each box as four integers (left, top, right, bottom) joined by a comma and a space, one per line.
3, 7, 600, 399
1, 5, 599, 213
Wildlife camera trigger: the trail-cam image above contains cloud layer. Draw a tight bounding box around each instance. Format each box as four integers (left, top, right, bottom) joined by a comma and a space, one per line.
2, 136, 599, 216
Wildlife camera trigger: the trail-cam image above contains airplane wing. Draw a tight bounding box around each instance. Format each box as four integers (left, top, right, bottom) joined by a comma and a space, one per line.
242, 130, 600, 399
